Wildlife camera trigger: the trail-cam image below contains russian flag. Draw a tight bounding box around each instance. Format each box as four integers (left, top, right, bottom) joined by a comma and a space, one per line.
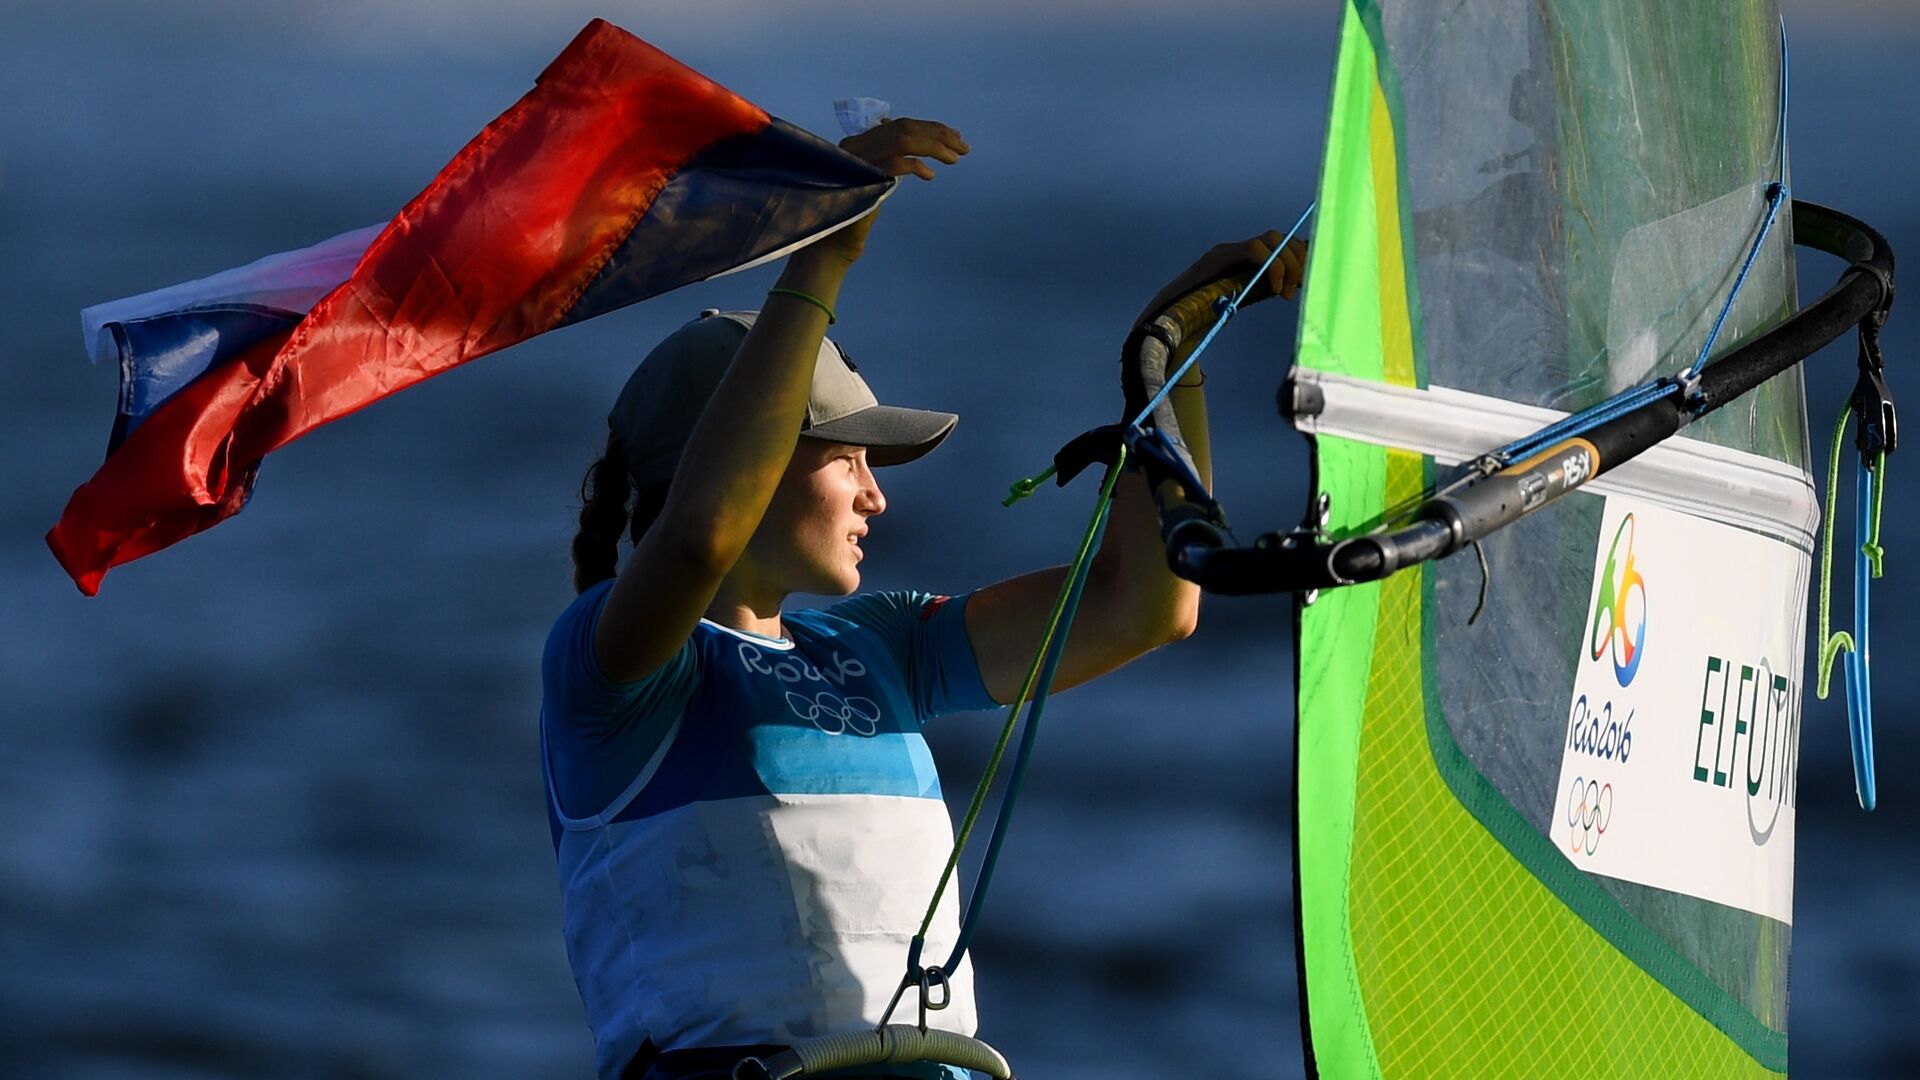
48, 19, 892, 595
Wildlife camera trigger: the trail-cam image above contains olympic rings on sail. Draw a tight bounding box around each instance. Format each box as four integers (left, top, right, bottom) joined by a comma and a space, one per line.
1565, 776, 1614, 857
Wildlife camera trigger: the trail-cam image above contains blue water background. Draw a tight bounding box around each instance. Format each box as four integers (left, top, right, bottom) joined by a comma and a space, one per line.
2, 2, 1916, 1076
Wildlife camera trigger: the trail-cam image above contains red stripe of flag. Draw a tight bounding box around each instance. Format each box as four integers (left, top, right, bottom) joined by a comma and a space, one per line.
49, 20, 769, 595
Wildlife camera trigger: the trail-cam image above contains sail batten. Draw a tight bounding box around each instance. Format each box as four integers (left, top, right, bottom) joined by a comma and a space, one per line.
1295, 370, 1819, 551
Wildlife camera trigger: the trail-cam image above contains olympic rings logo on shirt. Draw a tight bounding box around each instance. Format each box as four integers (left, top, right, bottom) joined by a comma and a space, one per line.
1565, 775, 1613, 856
786, 690, 883, 737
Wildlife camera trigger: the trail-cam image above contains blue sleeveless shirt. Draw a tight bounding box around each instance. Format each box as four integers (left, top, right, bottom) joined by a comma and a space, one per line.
540, 582, 996, 1079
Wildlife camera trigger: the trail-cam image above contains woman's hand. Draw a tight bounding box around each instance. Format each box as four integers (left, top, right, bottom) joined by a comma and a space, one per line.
840, 116, 971, 181
797, 118, 971, 268
1133, 230, 1309, 326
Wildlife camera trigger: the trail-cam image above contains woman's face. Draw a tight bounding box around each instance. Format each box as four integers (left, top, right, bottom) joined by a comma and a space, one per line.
748, 438, 886, 596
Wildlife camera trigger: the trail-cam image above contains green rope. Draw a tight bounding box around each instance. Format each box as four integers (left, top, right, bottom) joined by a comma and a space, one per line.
1003, 464, 1056, 507
1866, 448, 1888, 577
909, 446, 1129, 947
1817, 405, 1855, 699
1815, 406, 1891, 698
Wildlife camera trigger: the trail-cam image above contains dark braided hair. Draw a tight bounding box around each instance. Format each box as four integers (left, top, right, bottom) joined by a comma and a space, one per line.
570, 438, 672, 597
571, 434, 633, 593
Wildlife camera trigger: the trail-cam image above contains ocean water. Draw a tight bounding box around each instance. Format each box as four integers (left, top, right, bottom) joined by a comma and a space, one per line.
2, 2, 1917, 1076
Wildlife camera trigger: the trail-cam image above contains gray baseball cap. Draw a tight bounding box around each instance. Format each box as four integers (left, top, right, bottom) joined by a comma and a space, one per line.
609, 310, 958, 488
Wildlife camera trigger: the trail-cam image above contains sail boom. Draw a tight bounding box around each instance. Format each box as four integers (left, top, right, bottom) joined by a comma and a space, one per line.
1294, 369, 1819, 551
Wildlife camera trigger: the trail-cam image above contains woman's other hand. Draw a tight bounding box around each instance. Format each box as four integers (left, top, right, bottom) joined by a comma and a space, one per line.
1133, 230, 1309, 326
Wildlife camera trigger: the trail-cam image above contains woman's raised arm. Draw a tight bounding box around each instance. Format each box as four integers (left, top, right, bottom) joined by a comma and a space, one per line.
593, 119, 971, 683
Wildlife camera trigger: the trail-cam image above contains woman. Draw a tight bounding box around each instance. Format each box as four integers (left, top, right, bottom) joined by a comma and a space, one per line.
540, 117, 1305, 1080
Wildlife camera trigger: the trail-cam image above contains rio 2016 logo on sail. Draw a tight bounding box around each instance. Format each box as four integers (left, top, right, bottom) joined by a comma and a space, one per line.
1589, 514, 1648, 687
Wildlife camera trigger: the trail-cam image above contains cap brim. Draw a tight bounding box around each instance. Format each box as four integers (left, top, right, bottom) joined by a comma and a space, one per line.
803, 405, 958, 466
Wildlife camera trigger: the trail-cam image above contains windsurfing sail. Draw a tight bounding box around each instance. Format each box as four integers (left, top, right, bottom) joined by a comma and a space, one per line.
1096, 0, 1891, 1072
47, 18, 892, 596
1279, 0, 1854, 1073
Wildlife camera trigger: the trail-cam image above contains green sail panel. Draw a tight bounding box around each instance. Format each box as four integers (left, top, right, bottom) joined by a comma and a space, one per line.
1292, 1, 1806, 1075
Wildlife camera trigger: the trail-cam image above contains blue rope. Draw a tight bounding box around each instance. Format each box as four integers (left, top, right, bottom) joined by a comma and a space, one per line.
917, 205, 1318, 987
1493, 379, 1682, 464
1687, 18, 1792, 378
1494, 18, 1792, 465
1126, 201, 1316, 432
1124, 426, 1220, 514
1815, 403, 1886, 813
934, 479, 1118, 974
913, 205, 1321, 982
1846, 457, 1878, 811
